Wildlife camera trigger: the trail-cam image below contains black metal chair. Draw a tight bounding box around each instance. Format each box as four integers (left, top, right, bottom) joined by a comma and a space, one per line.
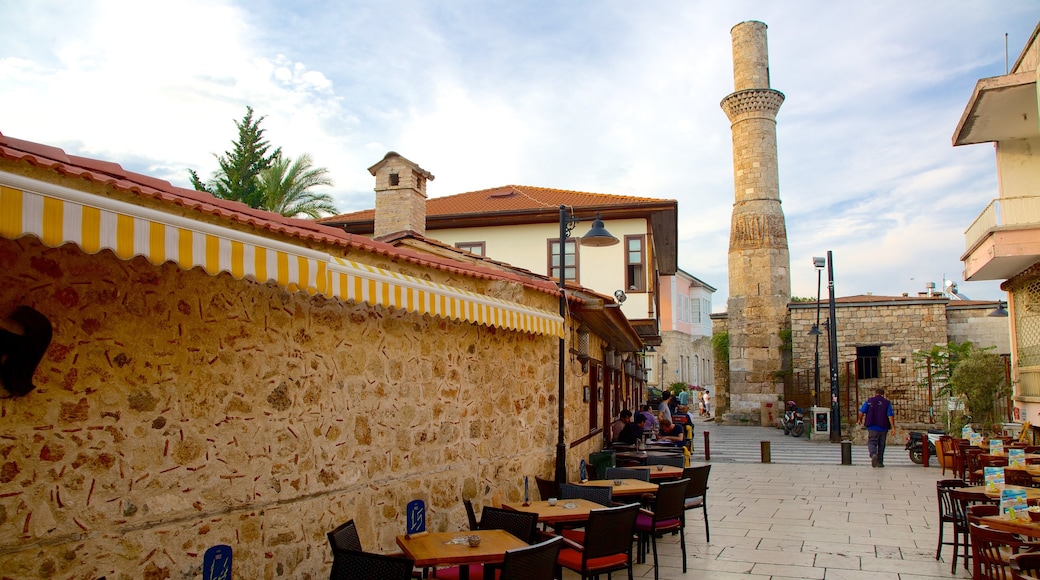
681, 465, 711, 542
499, 536, 564, 580
463, 499, 479, 531
635, 478, 688, 580
329, 548, 415, 580
535, 476, 558, 501
434, 507, 541, 580
556, 503, 640, 580
560, 483, 613, 506
646, 454, 685, 468
327, 519, 363, 553
605, 467, 650, 482
936, 479, 967, 561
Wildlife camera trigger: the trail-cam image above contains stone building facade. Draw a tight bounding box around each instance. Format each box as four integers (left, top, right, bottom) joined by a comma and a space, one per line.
720, 20, 791, 422
0, 139, 627, 578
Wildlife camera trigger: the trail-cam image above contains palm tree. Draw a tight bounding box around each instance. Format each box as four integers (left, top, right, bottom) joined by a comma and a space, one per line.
258, 153, 337, 218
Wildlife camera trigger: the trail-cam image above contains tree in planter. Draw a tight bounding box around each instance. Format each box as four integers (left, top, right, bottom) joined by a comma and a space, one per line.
949, 348, 1010, 435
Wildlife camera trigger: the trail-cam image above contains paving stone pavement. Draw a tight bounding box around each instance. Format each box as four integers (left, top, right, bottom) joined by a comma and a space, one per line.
560, 424, 961, 579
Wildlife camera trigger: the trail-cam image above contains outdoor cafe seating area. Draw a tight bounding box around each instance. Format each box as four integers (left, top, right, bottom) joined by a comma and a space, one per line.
935, 433, 1040, 580
325, 457, 712, 579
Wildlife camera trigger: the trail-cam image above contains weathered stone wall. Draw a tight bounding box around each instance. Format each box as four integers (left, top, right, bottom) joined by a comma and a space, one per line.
0, 234, 583, 579
947, 305, 1011, 354
790, 300, 948, 434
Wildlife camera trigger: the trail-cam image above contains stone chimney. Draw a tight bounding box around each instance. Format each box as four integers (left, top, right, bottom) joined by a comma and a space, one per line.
368, 152, 434, 239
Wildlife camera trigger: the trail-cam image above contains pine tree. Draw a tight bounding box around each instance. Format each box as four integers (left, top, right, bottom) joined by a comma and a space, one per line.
189, 106, 281, 208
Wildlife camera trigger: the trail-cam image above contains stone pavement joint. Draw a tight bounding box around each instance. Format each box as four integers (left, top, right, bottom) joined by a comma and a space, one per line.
560, 424, 961, 579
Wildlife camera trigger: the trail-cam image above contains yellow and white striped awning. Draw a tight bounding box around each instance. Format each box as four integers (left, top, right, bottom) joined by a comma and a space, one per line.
0, 172, 563, 337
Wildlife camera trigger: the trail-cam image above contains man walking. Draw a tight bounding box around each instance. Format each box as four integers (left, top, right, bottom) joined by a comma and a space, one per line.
858, 388, 895, 467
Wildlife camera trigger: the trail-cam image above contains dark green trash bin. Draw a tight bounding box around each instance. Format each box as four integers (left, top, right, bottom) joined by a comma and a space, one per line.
588, 450, 615, 480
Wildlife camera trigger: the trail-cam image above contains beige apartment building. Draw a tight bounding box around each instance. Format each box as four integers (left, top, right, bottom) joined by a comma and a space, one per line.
955, 21, 1040, 425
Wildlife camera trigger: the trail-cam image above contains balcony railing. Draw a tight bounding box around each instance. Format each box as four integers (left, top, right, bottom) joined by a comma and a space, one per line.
965, 196, 1040, 252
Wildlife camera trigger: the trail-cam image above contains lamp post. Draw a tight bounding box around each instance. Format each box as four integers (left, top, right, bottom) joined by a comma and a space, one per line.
825, 251, 840, 443
811, 257, 826, 406
555, 205, 618, 484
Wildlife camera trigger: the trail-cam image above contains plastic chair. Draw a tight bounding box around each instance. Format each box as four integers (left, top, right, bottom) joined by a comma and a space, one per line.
329, 548, 415, 580
1011, 552, 1040, 580
556, 503, 640, 580
535, 476, 558, 501
327, 519, 363, 553
681, 465, 711, 542
969, 522, 1037, 580
605, 467, 650, 482
560, 483, 613, 506
498, 536, 564, 580
635, 478, 688, 580
588, 450, 616, 480
936, 479, 967, 560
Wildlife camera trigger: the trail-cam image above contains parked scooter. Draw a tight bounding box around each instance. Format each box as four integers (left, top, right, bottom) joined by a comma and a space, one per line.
905, 429, 945, 464
783, 401, 805, 437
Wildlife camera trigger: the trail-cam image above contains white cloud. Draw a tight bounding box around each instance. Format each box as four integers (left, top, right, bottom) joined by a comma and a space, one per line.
1, 0, 1034, 309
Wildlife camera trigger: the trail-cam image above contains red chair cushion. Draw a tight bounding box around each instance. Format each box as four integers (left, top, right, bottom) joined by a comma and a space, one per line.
635, 513, 681, 532
557, 548, 629, 574
561, 529, 585, 543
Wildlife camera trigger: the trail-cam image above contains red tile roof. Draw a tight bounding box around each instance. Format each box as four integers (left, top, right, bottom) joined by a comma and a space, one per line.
321, 184, 674, 225
0, 132, 561, 296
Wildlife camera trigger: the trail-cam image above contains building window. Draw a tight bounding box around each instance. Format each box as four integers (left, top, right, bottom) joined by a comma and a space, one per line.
455, 242, 485, 256
856, 345, 880, 380
549, 238, 578, 283
690, 297, 701, 323
625, 235, 645, 292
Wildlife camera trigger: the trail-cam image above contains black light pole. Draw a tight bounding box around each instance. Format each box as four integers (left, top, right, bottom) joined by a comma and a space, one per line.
826, 251, 840, 442
555, 205, 618, 484
811, 257, 826, 407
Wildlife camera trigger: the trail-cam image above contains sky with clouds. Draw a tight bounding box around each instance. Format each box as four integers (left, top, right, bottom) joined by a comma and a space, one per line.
1, 1, 1036, 311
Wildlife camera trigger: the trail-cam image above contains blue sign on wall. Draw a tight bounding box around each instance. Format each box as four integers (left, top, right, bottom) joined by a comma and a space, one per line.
406, 499, 426, 536
203, 544, 232, 580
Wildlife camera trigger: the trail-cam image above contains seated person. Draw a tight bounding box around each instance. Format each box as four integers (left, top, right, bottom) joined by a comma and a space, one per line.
673, 405, 696, 429
609, 409, 632, 442
657, 418, 685, 445
616, 413, 646, 445
638, 404, 658, 433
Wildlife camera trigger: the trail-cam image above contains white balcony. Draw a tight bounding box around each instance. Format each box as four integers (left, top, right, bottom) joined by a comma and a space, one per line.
962, 196, 1040, 281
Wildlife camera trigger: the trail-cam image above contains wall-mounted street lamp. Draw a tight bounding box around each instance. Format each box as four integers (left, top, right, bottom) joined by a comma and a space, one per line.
989, 301, 1009, 317
555, 206, 618, 484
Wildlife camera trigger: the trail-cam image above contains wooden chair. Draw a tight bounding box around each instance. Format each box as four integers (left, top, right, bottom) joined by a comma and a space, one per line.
948, 489, 997, 573
329, 548, 415, 580
556, 503, 640, 580
969, 522, 1037, 580
1007, 469, 1037, 488
936, 479, 967, 561
681, 465, 711, 542
499, 536, 564, 580
1011, 552, 1040, 580
965, 448, 986, 484
635, 478, 689, 580
967, 503, 1001, 525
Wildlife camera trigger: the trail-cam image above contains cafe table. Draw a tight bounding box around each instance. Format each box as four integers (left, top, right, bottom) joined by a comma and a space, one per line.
395, 529, 527, 580
631, 464, 684, 480
961, 484, 1040, 502
978, 514, 1040, 538
573, 478, 658, 497
614, 450, 683, 466
501, 498, 602, 526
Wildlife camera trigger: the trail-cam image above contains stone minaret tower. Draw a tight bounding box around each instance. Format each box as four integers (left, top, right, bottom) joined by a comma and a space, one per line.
720, 21, 791, 422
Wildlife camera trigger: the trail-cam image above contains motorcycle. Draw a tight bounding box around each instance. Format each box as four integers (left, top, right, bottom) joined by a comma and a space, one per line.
905, 429, 945, 464
782, 401, 805, 437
